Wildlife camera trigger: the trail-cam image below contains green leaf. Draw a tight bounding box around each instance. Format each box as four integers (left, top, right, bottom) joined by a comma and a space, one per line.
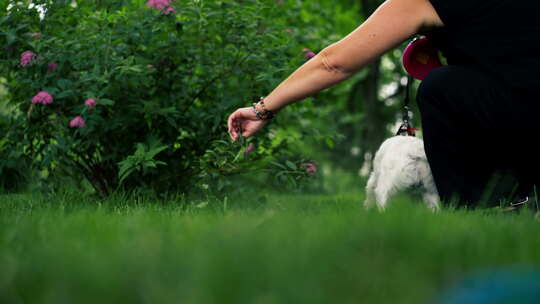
118, 163, 136, 184
285, 160, 297, 171
325, 138, 335, 149
270, 161, 287, 170
56, 90, 75, 99
99, 99, 115, 106
117, 141, 168, 185
57, 79, 73, 90
146, 145, 168, 159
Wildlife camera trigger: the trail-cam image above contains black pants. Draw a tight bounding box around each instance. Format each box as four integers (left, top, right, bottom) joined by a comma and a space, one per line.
417, 65, 540, 207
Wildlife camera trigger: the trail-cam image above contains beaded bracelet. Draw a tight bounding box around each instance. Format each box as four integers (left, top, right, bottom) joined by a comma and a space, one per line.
252, 96, 276, 120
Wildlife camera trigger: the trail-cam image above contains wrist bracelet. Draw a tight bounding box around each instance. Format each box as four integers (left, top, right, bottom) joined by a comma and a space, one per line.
252, 96, 276, 120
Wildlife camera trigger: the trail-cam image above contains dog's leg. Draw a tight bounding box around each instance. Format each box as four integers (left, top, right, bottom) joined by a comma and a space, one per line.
364, 172, 377, 209
422, 192, 440, 212
422, 171, 440, 211
374, 179, 396, 211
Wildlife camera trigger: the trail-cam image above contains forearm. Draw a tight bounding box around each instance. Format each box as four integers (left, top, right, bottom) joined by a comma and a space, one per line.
262, 44, 354, 112
259, 0, 440, 113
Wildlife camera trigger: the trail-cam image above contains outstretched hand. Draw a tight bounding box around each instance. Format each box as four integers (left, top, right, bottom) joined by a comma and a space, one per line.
227, 107, 268, 141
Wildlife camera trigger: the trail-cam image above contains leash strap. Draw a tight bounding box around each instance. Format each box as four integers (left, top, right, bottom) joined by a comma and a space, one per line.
396, 74, 418, 136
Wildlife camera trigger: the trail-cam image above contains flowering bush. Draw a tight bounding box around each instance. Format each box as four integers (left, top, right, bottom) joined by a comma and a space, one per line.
0, 0, 328, 196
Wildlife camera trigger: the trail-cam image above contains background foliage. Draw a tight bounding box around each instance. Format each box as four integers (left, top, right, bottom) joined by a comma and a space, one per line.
0, 0, 410, 196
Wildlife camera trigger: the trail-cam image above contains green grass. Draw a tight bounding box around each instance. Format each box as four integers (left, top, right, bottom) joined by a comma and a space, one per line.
1, 191, 540, 304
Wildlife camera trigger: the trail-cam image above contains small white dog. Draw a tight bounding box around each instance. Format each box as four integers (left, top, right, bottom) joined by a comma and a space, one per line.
364, 136, 440, 211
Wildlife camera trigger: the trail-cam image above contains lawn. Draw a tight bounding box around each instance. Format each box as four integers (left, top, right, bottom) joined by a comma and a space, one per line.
1, 191, 540, 303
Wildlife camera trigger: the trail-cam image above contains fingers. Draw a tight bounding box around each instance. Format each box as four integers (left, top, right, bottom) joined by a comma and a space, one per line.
227, 112, 235, 140
227, 110, 243, 141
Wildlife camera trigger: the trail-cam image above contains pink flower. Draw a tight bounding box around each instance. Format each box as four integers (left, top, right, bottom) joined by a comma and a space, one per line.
31, 91, 53, 105
31, 33, 42, 38
69, 116, 86, 128
283, 29, 294, 34
302, 48, 316, 60
84, 98, 97, 108
244, 143, 255, 155
301, 162, 317, 174
146, 0, 172, 10
164, 6, 176, 14
47, 62, 58, 73
20, 51, 37, 67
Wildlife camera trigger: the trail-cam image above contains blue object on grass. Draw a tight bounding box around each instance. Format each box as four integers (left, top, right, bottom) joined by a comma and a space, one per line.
436, 269, 540, 304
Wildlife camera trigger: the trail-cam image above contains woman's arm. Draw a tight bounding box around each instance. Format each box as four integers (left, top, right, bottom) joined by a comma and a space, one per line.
228, 0, 443, 140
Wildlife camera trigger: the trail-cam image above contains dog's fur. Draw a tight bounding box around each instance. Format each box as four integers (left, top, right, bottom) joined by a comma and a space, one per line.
364, 136, 440, 211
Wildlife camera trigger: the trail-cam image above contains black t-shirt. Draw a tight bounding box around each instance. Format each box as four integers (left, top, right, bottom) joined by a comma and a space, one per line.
424, 0, 540, 90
